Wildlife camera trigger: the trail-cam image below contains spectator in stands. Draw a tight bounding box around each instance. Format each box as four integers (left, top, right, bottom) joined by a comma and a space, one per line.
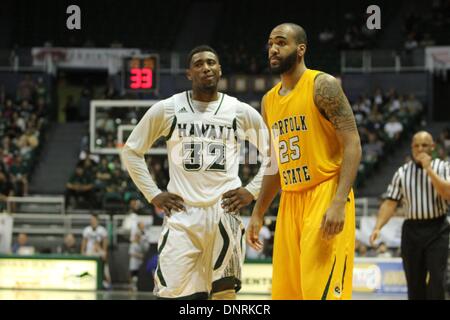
385, 95, 401, 113
0, 171, 14, 211
404, 32, 418, 51
0, 110, 6, 137
434, 128, 450, 161
20, 99, 35, 119
35, 97, 47, 119
439, 127, 450, 153
77, 152, 97, 181
95, 157, 112, 190
16, 74, 36, 102
356, 241, 367, 257
120, 197, 144, 240
35, 77, 48, 102
373, 88, 384, 107
59, 233, 79, 254
81, 214, 108, 256
132, 221, 150, 252
3, 137, 18, 160
384, 116, 404, 141
65, 165, 95, 209
81, 213, 111, 288
10, 154, 29, 196
404, 94, 423, 117
2, 99, 14, 120
129, 232, 144, 291
375, 242, 393, 258
17, 127, 39, 152
11, 112, 26, 133
104, 167, 127, 195
366, 105, 384, 131
363, 132, 384, 163
11, 233, 35, 255
0, 149, 7, 173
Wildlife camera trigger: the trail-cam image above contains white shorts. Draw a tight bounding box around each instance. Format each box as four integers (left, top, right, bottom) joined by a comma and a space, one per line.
154, 200, 245, 299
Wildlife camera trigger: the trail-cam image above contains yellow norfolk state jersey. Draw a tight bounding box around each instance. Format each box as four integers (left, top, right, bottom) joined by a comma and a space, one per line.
265, 69, 342, 192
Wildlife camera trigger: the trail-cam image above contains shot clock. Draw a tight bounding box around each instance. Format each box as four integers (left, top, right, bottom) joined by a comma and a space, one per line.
122, 55, 159, 93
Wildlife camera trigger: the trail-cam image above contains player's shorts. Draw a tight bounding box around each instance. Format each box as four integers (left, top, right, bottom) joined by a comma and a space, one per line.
154, 200, 245, 299
272, 175, 355, 300
212, 212, 245, 293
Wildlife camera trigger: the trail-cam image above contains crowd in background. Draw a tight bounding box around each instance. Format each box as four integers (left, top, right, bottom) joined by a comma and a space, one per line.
355, 239, 400, 258
0, 74, 50, 210
402, 0, 450, 52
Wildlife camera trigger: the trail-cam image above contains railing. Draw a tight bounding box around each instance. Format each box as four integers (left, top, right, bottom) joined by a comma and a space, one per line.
341, 49, 426, 73
0, 48, 430, 75
6, 197, 380, 249
6, 196, 66, 215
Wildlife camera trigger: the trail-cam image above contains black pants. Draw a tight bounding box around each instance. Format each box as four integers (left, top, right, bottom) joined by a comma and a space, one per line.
401, 215, 450, 300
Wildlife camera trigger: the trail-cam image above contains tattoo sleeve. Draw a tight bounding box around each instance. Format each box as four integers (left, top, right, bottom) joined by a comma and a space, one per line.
313, 73, 357, 132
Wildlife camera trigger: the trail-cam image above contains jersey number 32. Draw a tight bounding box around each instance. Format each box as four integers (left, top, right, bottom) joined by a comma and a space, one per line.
183, 142, 226, 172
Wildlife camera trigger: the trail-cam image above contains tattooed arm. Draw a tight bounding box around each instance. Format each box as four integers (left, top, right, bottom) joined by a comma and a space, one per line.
313, 73, 362, 239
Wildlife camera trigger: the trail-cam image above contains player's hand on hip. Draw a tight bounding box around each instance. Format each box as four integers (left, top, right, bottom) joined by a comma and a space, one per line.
221, 187, 254, 213
369, 229, 381, 247
321, 202, 346, 240
246, 214, 264, 251
151, 192, 185, 216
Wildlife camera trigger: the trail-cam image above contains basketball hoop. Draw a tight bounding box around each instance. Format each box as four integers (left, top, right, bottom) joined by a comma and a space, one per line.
32, 48, 67, 63
432, 52, 450, 80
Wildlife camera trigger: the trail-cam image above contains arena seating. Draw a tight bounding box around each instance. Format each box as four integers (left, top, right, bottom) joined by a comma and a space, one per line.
0, 74, 50, 209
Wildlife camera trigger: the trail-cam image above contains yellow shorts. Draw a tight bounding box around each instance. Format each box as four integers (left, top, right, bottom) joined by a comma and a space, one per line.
271, 175, 355, 300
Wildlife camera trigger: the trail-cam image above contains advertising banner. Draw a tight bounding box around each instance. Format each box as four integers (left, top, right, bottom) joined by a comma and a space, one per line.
0, 256, 100, 290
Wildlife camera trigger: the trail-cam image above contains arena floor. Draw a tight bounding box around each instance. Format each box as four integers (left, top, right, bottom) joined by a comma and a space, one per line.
0, 289, 407, 300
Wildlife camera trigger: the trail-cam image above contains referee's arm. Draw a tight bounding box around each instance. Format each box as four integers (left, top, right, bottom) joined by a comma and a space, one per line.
417, 153, 450, 200
369, 199, 399, 247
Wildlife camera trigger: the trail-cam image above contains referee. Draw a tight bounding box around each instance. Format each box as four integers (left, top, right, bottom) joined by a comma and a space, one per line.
370, 131, 450, 300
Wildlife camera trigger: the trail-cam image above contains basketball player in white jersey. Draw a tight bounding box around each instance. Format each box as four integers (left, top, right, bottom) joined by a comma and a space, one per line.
121, 45, 269, 299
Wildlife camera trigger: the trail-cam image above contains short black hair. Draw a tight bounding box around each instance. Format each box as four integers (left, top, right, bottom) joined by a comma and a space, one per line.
186, 45, 219, 67
276, 23, 308, 45
91, 213, 98, 220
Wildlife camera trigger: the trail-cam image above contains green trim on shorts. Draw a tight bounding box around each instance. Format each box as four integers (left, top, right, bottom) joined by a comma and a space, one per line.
214, 220, 229, 270
341, 255, 348, 292
156, 230, 169, 286
321, 255, 336, 300
158, 230, 169, 254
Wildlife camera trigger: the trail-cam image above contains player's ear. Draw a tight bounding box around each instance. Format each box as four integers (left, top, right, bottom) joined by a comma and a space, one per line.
186, 69, 192, 81
218, 64, 222, 78
297, 43, 306, 57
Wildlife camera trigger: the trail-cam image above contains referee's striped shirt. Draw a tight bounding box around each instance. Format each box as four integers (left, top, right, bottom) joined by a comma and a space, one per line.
384, 159, 450, 220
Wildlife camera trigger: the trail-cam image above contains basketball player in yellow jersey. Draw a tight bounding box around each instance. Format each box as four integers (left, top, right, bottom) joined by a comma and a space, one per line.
247, 23, 362, 300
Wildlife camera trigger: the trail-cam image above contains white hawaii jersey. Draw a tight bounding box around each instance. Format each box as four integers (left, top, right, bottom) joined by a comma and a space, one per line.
122, 91, 269, 206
